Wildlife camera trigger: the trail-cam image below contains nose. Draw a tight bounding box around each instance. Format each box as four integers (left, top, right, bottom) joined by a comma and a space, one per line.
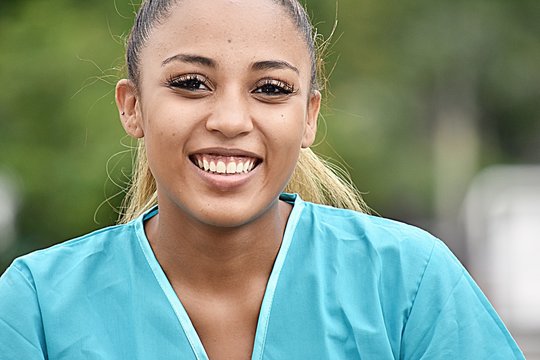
205, 88, 253, 138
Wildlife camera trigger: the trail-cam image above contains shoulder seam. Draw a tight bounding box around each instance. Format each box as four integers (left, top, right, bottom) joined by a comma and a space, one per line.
402, 241, 468, 336
403, 239, 437, 325
10, 263, 37, 294
7, 263, 49, 355
27, 222, 131, 255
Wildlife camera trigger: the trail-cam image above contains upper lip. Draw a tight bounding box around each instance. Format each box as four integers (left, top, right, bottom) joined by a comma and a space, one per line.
189, 147, 263, 160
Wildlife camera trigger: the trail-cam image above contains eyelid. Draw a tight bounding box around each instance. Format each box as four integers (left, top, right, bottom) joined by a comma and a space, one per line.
165, 73, 213, 91
255, 78, 294, 91
252, 78, 296, 96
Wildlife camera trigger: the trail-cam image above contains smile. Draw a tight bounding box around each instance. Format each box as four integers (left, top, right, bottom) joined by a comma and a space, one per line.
190, 154, 261, 175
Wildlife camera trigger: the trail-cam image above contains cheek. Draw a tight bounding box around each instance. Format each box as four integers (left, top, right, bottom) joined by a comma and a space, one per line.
275, 106, 307, 143
143, 96, 199, 140
259, 105, 307, 160
142, 101, 200, 173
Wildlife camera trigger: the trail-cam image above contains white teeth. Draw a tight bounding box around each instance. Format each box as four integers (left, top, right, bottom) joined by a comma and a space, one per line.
194, 155, 257, 174
216, 161, 226, 174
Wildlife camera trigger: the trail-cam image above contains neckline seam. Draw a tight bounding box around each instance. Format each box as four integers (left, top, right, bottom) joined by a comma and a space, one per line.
133, 194, 305, 360
133, 217, 207, 360
252, 196, 305, 359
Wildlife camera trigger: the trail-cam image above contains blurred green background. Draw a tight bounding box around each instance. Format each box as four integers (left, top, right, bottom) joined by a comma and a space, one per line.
0, 0, 539, 272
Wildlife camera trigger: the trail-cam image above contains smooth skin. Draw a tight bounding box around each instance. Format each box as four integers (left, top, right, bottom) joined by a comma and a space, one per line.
116, 0, 321, 358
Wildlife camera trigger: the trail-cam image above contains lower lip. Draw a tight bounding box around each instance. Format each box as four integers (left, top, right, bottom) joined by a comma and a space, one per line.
190, 160, 260, 191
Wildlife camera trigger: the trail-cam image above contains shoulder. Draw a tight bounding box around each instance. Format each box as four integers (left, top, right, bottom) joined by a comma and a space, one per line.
297, 203, 524, 358
299, 201, 446, 269
5, 221, 138, 288
295, 201, 467, 306
0, 220, 145, 358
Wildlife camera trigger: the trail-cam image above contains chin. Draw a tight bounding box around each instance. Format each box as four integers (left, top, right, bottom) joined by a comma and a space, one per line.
187, 194, 281, 229
192, 208, 262, 229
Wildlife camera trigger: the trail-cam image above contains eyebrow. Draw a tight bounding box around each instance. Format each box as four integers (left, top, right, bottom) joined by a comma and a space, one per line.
161, 54, 299, 74
251, 60, 299, 74
161, 54, 216, 68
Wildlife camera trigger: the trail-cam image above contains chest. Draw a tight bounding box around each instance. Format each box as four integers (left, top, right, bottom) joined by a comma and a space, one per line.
179, 292, 263, 360
40, 266, 399, 360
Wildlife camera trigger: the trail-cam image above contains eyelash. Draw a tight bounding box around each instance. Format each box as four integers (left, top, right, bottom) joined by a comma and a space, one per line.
165, 74, 295, 97
253, 79, 295, 96
166, 74, 210, 91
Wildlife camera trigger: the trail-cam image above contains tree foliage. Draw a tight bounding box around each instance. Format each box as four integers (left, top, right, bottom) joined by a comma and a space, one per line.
1, 0, 538, 271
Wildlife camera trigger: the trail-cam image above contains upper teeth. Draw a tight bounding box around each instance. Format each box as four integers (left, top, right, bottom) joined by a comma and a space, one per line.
194, 155, 257, 174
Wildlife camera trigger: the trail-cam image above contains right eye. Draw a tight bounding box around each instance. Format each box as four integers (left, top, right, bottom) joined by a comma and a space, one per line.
166, 74, 211, 92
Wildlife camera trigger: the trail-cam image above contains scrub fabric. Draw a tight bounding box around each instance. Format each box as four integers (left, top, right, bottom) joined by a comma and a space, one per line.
0, 194, 524, 359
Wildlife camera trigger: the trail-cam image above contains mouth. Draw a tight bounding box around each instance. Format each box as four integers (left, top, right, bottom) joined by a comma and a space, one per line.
189, 152, 262, 175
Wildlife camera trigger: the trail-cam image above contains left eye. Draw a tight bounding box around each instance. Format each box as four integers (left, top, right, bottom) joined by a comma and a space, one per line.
253, 80, 294, 96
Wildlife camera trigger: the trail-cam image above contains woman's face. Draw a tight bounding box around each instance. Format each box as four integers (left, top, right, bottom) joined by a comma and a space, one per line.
117, 0, 320, 228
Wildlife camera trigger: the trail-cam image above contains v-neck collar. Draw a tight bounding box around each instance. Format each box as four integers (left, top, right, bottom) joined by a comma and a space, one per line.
133, 193, 305, 360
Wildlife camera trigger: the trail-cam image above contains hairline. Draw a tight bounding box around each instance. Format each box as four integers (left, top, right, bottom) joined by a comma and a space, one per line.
126, 0, 318, 91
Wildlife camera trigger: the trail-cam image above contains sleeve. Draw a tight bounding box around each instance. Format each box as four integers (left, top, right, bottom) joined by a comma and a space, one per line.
400, 240, 525, 360
0, 261, 47, 360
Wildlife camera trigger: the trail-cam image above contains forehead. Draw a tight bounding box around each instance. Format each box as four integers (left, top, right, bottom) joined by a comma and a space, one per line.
140, 0, 310, 73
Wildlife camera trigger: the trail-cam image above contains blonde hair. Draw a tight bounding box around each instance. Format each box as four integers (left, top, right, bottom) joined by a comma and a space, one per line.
118, 0, 368, 223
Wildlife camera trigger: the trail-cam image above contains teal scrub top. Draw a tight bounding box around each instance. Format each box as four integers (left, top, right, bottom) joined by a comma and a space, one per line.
0, 194, 524, 359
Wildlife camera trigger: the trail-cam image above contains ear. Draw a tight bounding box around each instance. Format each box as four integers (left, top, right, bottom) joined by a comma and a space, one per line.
301, 90, 321, 148
115, 79, 144, 138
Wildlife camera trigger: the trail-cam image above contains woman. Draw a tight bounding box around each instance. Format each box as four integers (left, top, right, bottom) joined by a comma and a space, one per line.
0, 0, 524, 359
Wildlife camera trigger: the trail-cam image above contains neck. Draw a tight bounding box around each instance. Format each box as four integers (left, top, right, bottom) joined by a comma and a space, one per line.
145, 199, 292, 295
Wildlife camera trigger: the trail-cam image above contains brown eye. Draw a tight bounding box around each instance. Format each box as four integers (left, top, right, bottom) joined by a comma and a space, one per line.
167, 74, 211, 91
253, 79, 294, 96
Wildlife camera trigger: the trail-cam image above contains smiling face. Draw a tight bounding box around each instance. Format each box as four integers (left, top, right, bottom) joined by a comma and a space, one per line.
116, 0, 320, 228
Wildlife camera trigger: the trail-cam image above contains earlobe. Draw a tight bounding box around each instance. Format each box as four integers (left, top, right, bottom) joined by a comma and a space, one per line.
115, 79, 144, 138
301, 90, 321, 148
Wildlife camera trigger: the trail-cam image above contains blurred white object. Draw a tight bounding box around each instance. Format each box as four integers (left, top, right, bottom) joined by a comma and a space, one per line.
463, 165, 540, 358
464, 165, 540, 329
0, 174, 18, 252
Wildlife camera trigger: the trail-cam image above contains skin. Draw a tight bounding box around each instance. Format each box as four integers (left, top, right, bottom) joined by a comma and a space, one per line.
115, 0, 321, 358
